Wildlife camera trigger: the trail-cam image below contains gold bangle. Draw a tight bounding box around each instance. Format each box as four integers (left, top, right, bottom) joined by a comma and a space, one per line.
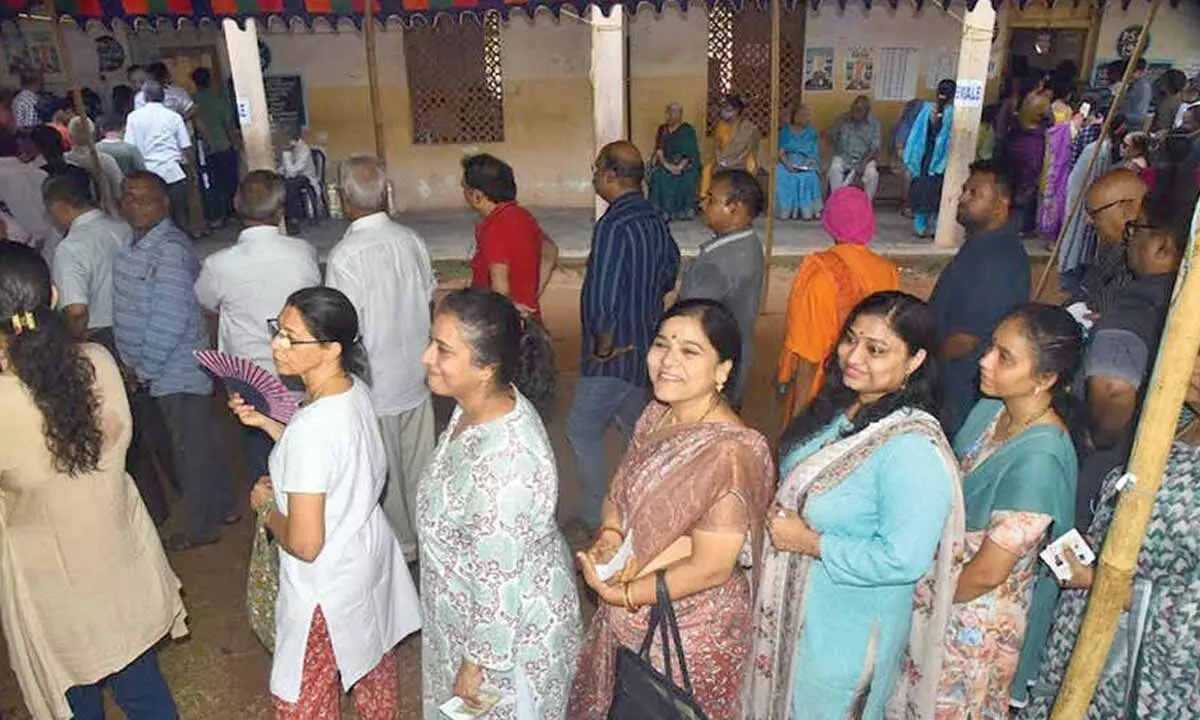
598, 525, 625, 542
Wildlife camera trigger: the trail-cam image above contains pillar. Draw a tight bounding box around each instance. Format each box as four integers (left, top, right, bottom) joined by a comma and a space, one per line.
933, 2, 996, 249
223, 19, 273, 172
590, 5, 626, 220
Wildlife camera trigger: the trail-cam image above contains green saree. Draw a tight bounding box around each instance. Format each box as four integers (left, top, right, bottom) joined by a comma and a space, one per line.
648, 122, 701, 219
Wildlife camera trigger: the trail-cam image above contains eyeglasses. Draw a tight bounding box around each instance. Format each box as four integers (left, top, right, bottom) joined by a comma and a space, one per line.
267, 318, 324, 348
1122, 220, 1156, 244
1084, 198, 1129, 219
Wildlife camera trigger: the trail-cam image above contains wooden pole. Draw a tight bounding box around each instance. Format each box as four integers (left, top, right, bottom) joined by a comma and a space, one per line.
224, 19, 274, 172
760, 0, 785, 309
363, 0, 386, 166
1034, 0, 1161, 299
43, 1, 112, 213
1050, 196, 1200, 719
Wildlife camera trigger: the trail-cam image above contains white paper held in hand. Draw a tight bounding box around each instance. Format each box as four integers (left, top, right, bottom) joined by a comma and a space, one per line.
1039, 528, 1096, 583
438, 687, 502, 719
594, 532, 635, 583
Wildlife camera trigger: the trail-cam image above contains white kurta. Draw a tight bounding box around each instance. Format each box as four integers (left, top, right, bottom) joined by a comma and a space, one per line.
268, 379, 421, 702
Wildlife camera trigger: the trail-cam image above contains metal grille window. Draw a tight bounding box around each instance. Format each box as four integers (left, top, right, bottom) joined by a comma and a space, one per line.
405, 15, 505, 145
706, 4, 805, 134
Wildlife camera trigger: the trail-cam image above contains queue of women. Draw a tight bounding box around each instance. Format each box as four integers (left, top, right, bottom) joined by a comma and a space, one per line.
0, 235, 1197, 717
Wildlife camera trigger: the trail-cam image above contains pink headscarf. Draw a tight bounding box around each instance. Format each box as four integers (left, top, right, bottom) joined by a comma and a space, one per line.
822, 186, 876, 245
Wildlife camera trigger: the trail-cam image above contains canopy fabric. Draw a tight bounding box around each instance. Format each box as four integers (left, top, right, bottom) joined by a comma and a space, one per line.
0, 0, 1180, 28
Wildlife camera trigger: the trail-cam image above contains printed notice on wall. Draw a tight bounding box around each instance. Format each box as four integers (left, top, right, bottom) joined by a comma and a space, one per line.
804, 47, 835, 92
955, 79, 985, 108
875, 47, 920, 101
844, 46, 875, 93
926, 47, 959, 90
236, 97, 252, 126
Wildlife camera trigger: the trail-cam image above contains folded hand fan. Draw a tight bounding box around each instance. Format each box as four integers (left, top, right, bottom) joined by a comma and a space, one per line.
194, 349, 299, 424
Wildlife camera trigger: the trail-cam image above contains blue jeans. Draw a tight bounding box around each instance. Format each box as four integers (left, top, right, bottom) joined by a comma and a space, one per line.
566, 376, 650, 529
66, 649, 177, 720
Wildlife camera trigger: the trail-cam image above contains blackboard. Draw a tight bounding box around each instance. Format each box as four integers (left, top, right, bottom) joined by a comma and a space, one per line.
264, 74, 307, 131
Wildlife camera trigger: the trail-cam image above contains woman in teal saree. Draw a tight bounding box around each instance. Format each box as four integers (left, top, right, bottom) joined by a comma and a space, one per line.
936, 304, 1082, 719
775, 103, 823, 221
648, 102, 702, 221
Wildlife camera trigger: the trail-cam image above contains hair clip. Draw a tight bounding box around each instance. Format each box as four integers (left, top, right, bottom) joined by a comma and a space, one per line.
10, 312, 35, 334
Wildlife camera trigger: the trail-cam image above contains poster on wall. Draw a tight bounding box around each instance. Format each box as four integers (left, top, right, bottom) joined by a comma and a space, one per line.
875, 47, 920, 101
926, 47, 959, 90
844, 46, 875, 92
24, 29, 61, 77
804, 47, 835, 92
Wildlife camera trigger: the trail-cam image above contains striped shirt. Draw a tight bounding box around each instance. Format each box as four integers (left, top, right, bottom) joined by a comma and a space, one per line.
580, 191, 680, 386
11, 89, 39, 128
113, 218, 212, 397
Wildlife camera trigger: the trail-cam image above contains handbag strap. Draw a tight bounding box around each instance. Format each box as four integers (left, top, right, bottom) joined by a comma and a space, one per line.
657, 571, 694, 695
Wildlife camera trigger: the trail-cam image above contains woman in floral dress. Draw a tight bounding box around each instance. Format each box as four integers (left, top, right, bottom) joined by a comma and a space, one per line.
417, 289, 582, 719
936, 305, 1082, 719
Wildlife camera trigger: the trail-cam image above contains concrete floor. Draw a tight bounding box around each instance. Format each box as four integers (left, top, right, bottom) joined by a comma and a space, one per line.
193, 206, 1053, 262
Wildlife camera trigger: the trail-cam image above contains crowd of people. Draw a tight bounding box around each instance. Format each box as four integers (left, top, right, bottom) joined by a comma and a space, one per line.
0, 55, 1198, 720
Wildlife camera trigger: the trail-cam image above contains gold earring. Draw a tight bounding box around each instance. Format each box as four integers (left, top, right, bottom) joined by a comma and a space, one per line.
716, 380, 726, 393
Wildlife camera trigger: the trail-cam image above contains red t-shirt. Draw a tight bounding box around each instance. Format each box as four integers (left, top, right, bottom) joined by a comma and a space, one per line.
471, 202, 545, 314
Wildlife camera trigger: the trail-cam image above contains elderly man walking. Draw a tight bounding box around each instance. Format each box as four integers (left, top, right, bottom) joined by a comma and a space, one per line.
325, 156, 436, 562
195, 170, 320, 481
114, 171, 235, 549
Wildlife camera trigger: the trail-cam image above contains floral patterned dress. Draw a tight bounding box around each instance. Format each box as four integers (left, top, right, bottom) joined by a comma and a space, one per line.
935, 400, 1076, 720
417, 392, 582, 719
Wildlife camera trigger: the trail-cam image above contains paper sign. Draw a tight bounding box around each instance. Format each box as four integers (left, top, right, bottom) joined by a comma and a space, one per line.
955, 79, 985, 108
1040, 528, 1096, 583
236, 97, 252, 126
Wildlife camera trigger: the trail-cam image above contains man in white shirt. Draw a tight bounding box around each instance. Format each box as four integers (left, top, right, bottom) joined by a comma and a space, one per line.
64, 116, 125, 214
195, 170, 321, 479
124, 80, 193, 232
44, 170, 130, 347
134, 62, 196, 119
0, 132, 54, 261
326, 156, 435, 562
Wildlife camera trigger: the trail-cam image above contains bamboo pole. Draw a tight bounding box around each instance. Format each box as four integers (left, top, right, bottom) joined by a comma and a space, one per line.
760, 0, 785, 309
43, 0, 112, 213
1051, 196, 1200, 718
363, 0, 385, 166
1033, 0, 1162, 299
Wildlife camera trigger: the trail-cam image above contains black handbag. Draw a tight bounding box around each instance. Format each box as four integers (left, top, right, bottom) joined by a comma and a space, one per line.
607, 571, 709, 720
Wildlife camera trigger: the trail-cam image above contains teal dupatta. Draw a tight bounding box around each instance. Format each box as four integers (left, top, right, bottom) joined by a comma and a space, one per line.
953, 398, 1078, 705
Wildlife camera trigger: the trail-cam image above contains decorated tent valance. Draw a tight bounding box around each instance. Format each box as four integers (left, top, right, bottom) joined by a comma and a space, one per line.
0, 0, 1182, 29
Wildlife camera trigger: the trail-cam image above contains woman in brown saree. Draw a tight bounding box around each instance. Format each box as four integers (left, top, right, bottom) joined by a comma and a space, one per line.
569, 298, 774, 720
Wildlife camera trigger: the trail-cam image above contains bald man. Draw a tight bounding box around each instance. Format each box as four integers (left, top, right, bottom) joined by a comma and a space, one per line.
567, 141, 680, 531
1070, 168, 1147, 317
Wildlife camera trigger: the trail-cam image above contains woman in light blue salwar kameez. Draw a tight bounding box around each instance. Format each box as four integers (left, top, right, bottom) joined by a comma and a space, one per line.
904, 80, 956, 238
745, 291, 965, 720
776, 104, 824, 221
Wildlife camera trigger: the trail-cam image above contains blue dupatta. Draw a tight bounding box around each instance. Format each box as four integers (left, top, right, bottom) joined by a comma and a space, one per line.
904, 102, 955, 178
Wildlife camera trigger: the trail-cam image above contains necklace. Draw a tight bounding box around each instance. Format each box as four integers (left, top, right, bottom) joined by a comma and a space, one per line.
999, 404, 1052, 441
654, 392, 723, 433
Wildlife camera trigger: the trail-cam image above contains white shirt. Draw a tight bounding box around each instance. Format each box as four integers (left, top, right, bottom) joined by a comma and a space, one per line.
52, 209, 130, 330
0, 209, 30, 246
0, 157, 54, 256
64, 147, 125, 213
280, 139, 319, 189
268, 379, 420, 702
325, 213, 435, 415
1176, 100, 1200, 128
194, 225, 321, 373
124, 102, 191, 184
134, 85, 195, 116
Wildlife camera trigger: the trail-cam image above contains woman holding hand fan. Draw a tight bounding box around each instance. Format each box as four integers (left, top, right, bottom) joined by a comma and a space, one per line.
229, 286, 420, 719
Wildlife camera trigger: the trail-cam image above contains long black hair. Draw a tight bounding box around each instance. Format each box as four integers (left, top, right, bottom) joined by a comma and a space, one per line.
439, 288, 555, 414
780, 291, 940, 454
1006, 303, 1087, 450
0, 243, 102, 475
285, 287, 371, 382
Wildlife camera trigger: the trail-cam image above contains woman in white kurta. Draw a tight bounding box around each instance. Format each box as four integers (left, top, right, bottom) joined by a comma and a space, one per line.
418, 289, 582, 719
231, 286, 420, 718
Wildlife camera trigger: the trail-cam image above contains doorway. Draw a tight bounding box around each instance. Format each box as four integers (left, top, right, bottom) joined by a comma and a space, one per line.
1008, 28, 1088, 79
